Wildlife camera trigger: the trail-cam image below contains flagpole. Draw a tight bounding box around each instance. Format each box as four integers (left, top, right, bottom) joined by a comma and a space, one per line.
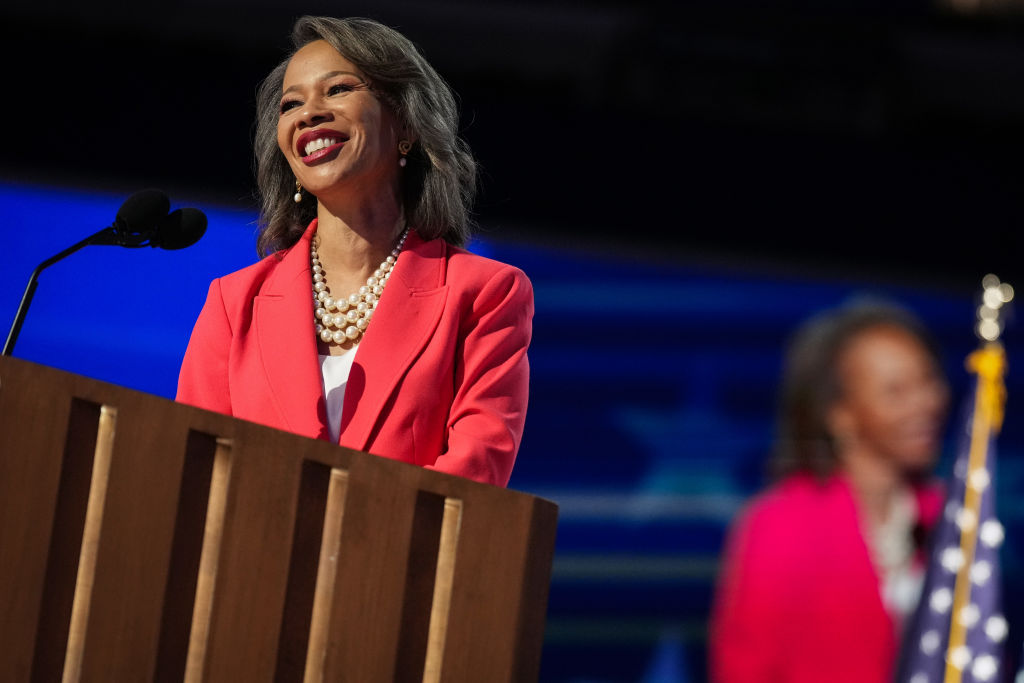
943, 343, 1005, 683
943, 275, 1012, 683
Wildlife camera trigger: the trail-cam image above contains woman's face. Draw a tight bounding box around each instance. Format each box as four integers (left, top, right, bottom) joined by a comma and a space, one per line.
829, 325, 949, 474
277, 40, 403, 202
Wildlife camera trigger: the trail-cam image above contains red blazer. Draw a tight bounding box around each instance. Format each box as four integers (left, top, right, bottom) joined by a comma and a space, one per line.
709, 473, 942, 683
176, 220, 533, 486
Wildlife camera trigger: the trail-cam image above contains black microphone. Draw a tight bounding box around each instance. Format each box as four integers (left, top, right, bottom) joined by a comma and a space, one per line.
89, 188, 171, 247
152, 207, 207, 250
3, 189, 205, 357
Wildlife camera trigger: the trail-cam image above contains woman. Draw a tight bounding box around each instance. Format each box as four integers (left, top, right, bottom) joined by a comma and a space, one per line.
710, 301, 949, 682
176, 17, 532, 486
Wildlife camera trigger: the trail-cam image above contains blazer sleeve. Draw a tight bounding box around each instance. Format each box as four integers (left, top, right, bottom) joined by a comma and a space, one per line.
426, 266, 533, 486
176, 278, 233, 415
709, 502, 786, 682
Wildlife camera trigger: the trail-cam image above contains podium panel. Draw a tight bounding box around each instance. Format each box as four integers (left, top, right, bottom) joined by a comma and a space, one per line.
0, 356, 557, 682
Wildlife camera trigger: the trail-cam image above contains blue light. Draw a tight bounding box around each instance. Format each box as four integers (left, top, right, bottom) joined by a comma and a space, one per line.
0, 182, 259, 397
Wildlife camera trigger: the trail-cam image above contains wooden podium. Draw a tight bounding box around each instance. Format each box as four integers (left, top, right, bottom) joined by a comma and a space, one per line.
0, 356, 557, 682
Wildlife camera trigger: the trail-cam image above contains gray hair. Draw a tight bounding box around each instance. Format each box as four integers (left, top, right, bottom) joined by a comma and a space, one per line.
254, 16, 477, 257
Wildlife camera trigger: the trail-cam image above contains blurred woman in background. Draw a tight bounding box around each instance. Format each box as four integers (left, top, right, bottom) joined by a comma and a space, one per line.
710, 301, 949, 682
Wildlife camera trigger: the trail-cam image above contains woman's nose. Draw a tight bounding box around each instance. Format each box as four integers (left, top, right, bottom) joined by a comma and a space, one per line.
297, 101, 332, 128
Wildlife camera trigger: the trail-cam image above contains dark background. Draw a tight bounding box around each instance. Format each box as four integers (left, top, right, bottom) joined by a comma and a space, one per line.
3, 2, 1024, 681
3, 0, 1024, 282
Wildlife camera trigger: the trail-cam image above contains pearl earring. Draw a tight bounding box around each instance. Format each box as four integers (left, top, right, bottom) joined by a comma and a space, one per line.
398, 139, 412, 167
293, 180, 303, 204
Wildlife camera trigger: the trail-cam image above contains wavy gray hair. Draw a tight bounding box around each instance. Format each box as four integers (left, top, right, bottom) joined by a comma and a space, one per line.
254, 16, 477, 257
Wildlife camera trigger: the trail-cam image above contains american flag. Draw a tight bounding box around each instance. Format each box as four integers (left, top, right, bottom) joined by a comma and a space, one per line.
895, 278, 1012, 683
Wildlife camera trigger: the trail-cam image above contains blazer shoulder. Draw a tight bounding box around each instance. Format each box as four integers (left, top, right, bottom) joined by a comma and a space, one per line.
725, 474, 857, 578
445, 244, 532, 292
740, 473, 847, 532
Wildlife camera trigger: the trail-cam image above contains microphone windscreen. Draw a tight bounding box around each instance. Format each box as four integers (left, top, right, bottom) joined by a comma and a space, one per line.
116, 189, 170, 231
155, 207, 207, 250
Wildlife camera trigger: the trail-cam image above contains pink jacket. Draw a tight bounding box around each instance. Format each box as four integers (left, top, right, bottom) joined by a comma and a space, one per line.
176, 220, 533, 486
710, 473, 943, 683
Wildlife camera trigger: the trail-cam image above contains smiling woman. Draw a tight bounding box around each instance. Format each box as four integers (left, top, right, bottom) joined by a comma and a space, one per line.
176, 16, 533, 486
254, 17, 476, 258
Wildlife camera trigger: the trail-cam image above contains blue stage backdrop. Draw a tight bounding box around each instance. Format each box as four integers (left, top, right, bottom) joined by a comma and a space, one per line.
2, 181, 1022, 682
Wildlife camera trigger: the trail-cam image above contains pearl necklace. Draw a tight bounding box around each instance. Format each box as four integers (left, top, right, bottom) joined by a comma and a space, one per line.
311, 227, 409, 346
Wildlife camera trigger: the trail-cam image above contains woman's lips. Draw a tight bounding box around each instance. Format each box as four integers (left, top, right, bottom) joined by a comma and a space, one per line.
301, 141, 345, 164
296, 129, 349, 164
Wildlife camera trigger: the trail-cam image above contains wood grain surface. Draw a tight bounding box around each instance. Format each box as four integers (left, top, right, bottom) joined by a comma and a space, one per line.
0, 356, 557, 682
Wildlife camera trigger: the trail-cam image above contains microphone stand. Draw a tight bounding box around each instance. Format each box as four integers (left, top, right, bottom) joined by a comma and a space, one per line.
3, 229, 117, 357
3, 190, 202, 357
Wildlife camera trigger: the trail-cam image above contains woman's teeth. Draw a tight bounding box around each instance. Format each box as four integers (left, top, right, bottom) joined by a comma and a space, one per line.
304, 138, 339, 156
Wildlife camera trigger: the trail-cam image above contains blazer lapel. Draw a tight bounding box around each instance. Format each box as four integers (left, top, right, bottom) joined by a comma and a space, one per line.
339, 231, 449, 451
254, 221, 330, 440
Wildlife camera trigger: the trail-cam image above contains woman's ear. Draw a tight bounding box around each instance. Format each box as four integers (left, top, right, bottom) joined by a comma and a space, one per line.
399, 122, 418, 146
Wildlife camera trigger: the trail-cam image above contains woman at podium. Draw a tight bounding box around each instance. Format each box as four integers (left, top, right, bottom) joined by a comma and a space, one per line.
710, 302, 949, 682
177, 17, 532, 487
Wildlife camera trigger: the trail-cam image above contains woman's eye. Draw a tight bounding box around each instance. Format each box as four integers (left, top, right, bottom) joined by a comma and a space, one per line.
280, 100, 301, 114
328, 83, 355, 96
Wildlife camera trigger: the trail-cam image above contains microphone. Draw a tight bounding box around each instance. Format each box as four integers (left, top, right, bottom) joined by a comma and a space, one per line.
3, 190, 207, 356
89, 188, 170, 247
152, 207, 208, 250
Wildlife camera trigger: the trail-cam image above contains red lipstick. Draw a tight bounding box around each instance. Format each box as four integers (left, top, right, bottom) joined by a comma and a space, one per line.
296, 128, 348, 163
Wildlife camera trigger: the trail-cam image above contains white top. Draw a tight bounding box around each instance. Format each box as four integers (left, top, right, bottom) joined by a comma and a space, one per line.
319, 347, 358, 443
866, 488, 925, 628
